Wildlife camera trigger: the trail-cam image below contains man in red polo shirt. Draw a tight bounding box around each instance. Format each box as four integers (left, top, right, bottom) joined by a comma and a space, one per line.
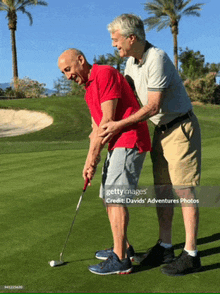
58, 48, 151, 275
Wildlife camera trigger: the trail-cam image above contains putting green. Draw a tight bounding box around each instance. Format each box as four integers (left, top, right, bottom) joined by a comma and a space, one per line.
0, 97, 219, 293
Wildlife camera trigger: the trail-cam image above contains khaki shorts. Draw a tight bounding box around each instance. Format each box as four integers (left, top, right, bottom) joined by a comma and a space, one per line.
151, 113, 201, 188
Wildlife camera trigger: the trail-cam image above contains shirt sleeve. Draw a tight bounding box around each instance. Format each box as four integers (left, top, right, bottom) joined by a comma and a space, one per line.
147, 51, 174, 91
96, 68, 121, 103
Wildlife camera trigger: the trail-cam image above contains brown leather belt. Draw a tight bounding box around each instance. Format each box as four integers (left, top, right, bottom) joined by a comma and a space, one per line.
156, 110, 193, 132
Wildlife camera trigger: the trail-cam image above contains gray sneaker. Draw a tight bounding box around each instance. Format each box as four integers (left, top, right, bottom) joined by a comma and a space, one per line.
89, 252, 133, 275
95, 245, 135, 261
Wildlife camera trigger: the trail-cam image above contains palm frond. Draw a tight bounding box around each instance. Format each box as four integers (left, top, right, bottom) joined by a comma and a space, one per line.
143, 0, 204, 31
183, 11, 200, 17
18, 6, 33, 24
0, 0, 11, 10
174, 0, 192, 10
144, 0, 164, 15
144, 15, 170, 32
19, 0, 37, 6
0, 3, 8, 11
21, 0, 47, 7
157, 18, 170, 30
182, 3, 204, 16
35, 1, 48, 6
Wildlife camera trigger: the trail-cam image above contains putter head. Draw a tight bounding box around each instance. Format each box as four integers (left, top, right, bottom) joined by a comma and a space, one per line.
49, 260, 65, 267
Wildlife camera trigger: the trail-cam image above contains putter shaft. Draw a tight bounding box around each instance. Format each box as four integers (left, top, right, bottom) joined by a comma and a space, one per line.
59, 178, 89, 261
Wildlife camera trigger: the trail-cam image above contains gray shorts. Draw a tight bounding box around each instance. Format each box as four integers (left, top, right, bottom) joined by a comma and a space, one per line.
99, 148, 146, 204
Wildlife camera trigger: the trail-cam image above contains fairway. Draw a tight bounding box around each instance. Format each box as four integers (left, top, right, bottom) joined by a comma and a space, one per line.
0, 97, 219, 293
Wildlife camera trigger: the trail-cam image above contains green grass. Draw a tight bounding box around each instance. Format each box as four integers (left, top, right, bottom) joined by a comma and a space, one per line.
0, 97, 219, 293
0, 96, 91, 151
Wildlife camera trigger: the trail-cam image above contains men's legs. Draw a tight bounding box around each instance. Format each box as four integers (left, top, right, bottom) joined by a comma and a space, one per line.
160, 115, 201, 275
161, 186, 201, 276
140, 129, 175, 266
89, 148, 146, 274
107, 205, 129, 259
142, 116, 201, 268
175, 187, 199, 251
101, 147, 146, 259
155, 186, 199, 251
150, 128, 174, 246
155, 185, 174, 245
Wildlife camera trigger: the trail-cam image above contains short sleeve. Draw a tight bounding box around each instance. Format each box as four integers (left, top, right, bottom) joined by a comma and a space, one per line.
147, 51, 174, 91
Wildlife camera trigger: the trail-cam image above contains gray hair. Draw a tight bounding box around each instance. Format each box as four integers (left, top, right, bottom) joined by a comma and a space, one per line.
107, 14, 145, 42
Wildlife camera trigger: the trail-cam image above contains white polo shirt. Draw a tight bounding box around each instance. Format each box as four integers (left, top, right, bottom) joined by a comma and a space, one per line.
124, 43, 192, 126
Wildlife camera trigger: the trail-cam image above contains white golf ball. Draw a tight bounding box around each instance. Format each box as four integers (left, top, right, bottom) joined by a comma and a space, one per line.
50, 260, 56, 267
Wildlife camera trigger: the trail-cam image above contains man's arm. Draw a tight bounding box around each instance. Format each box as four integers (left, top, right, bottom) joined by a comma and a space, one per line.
100, 91, 163, 144
83, 99, 118, 181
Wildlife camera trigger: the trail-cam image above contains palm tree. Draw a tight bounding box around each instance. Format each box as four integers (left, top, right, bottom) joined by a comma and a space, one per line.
0, 0, 48, 88
143, 0, 204, 70
94, 51, 127, 74
107, 50, 127, 74
93, 54, 109, 65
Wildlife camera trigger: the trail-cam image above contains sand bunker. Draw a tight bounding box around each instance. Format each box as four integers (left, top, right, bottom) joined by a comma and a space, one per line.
0, 109, 54, 137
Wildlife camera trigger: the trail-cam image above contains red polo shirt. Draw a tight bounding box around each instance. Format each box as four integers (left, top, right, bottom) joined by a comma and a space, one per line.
85, 64, 151, 153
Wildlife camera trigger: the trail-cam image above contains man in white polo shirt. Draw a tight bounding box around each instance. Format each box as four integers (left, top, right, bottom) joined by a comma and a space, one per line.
100, 13, 202, 276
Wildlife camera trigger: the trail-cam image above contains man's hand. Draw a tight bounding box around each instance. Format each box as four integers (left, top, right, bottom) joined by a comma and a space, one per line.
82, 154, 101, 184
99, 121, 122, 145
99, 92, 163, 145
83, 164, 96, 183
86, 166, 96, 181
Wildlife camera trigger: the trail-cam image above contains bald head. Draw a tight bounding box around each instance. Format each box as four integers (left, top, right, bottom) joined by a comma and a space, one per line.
58, 48, 91, 85
58, 48, 85, 65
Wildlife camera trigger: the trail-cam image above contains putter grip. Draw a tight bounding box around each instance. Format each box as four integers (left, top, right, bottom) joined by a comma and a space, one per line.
83, 178, 89, 192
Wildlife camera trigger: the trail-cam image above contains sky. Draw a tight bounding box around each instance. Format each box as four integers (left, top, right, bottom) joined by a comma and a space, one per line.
0, 0, 220, 90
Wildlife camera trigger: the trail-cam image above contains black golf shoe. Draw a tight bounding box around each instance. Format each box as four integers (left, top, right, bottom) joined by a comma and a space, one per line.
161, 250, 201, 276
140, 239, 175, 267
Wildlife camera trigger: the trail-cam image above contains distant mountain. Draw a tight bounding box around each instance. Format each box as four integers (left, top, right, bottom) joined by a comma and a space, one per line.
44, 88, 56, 96
0, 83, 56, 96
0, 83, 10, 90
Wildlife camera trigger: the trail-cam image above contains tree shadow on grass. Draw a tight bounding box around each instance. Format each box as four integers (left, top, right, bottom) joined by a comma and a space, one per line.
199, 263, 220, 273
132, 263, 159, 274
173, 233, 220, 250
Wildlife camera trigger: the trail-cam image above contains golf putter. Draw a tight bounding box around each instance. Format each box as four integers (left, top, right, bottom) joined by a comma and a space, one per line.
49, 178, 89, 267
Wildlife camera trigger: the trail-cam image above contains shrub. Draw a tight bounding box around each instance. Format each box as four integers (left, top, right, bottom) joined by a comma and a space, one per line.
184, 72, 219, 104
214, 84, 220, 105
70, 82, 85, 96
0, 88, 4, 96
13, 77, 46, 98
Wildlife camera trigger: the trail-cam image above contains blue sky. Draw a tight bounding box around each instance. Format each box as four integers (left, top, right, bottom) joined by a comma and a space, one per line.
0, 0, 219, 90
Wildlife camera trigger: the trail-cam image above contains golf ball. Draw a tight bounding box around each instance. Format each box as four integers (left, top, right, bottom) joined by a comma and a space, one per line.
49, 260, 56, 267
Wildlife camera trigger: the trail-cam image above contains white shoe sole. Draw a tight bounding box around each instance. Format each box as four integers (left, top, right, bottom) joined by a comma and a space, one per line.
88, 267, 133, 275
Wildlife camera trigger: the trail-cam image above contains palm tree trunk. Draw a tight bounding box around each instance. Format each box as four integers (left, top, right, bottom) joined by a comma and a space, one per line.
10, 28, 18, 87
171, 22, 179, 71
172, 31, 178, 71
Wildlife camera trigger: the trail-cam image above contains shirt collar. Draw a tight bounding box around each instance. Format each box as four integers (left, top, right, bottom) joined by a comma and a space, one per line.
85, 64, 98, 89
134, 41, 153, 66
